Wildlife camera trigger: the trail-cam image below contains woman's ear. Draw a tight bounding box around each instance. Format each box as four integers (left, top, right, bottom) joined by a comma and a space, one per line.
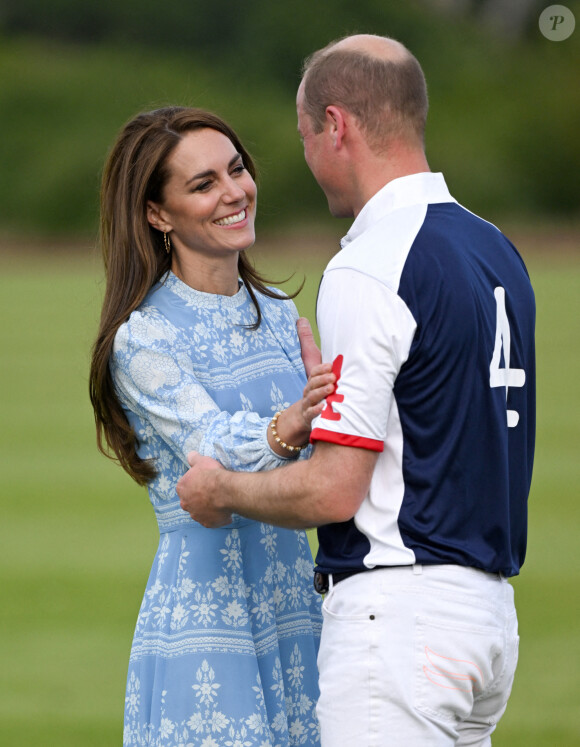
146, 201, 170, 232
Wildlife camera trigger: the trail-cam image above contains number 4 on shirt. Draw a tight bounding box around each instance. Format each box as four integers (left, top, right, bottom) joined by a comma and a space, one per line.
489, 287, 525, 428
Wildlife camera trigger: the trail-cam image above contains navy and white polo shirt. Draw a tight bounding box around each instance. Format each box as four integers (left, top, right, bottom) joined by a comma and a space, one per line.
310, 172, 535, 578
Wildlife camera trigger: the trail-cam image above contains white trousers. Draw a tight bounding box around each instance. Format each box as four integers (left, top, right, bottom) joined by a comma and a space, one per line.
316, 565, 519, 746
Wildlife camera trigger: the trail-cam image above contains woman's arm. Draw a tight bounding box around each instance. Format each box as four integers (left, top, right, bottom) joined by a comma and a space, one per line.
111, 308, 334, 472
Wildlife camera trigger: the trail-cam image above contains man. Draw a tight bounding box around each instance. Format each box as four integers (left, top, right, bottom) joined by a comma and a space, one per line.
177, 34, 536, 745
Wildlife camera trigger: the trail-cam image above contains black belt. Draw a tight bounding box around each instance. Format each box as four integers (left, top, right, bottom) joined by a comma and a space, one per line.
314, 566, 505, 594
314, 568, 373, 594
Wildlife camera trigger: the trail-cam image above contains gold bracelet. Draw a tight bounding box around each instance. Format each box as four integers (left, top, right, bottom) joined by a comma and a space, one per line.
269, 410, 308, 454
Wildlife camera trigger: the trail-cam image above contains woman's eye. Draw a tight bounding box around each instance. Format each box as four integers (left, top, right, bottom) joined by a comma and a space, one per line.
194, 180, 212, 192
232, 165, 245, 175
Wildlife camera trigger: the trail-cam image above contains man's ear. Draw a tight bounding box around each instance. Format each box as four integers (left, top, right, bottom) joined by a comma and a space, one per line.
325, 105, 347, 149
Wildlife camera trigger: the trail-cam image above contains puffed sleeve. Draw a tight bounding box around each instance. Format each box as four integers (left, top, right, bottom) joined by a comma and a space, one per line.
111, 307, 310, 472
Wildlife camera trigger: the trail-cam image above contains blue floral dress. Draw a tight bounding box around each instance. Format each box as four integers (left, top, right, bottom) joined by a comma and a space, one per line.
111, 272, 322, 747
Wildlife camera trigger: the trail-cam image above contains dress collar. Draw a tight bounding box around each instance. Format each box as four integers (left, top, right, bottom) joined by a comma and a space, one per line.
161, 271, 248, 309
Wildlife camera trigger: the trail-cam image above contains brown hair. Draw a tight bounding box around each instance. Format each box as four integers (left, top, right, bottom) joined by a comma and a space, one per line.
301, 38, 428, 150
89, 106, 297, 485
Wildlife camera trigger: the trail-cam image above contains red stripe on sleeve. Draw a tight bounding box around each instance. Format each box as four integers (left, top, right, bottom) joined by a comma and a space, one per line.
310, 428, 384, 452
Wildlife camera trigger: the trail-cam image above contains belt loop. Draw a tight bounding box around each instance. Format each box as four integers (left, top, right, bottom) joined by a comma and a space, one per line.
413, 564, 423, 575
328, 574, 335, 591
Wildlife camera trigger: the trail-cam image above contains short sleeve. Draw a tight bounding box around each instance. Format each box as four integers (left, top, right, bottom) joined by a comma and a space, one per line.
310, 268, 417, 450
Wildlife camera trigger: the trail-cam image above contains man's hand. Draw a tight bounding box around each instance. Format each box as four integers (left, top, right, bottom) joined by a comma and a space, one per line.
176, 452, 232, 528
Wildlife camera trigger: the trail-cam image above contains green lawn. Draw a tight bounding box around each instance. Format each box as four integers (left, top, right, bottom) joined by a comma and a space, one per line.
0, 238, 578, 745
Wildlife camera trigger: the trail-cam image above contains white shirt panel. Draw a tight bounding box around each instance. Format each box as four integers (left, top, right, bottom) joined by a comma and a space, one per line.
311, 203, 424, 447
356, 397, 417, 567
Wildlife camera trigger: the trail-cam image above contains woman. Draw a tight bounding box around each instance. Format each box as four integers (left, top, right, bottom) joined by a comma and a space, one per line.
89, 107, 334, 746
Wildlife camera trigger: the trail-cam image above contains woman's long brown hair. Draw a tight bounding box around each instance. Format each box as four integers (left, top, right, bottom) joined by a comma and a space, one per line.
89, 107, 300, 485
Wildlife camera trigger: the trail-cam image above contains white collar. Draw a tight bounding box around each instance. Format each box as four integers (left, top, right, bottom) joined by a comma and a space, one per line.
341, 172, 455, 249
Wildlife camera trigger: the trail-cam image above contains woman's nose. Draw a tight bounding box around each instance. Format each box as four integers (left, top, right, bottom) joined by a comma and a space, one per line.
222, 177, 245, 202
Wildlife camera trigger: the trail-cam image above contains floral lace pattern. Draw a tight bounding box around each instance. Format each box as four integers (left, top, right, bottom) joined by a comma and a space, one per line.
124, 649, 320, 747
123, 525, 321, 746
111, 274, 322, 745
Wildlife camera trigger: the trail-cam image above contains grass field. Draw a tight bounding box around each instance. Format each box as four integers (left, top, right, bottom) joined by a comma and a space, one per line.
0, 232, 579, 745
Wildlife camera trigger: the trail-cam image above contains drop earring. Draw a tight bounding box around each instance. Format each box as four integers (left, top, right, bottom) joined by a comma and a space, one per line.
163, 232, 171, 254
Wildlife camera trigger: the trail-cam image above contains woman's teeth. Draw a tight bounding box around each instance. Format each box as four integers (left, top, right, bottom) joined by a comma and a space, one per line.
215, 209, 246, 226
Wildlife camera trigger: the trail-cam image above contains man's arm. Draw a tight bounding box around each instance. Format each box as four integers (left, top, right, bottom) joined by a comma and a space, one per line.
176, 441, 378, 529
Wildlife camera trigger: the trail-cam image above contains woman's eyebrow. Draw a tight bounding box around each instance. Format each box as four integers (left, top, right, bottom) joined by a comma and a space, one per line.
185, 154, 242, 186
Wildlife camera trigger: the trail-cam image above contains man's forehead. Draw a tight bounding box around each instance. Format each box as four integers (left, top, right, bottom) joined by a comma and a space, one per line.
296, 80, 306, 106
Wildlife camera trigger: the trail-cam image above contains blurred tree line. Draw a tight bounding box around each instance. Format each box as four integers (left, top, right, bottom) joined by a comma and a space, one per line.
0, 0, 578, 237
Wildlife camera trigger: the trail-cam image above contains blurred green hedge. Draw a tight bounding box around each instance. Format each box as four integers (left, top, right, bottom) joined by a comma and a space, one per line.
0, 0, 578, 237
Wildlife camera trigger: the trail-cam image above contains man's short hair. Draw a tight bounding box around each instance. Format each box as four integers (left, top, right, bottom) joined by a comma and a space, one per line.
301, 39, 428, 151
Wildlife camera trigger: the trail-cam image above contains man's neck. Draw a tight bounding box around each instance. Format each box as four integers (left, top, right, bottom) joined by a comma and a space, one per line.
351, 144, 430, 218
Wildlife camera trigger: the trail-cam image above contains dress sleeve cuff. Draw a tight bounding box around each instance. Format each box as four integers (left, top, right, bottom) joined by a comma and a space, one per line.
196, 410, 311, 472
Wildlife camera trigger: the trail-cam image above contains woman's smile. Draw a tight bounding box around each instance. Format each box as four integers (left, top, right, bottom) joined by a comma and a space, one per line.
214, 207, 248, 227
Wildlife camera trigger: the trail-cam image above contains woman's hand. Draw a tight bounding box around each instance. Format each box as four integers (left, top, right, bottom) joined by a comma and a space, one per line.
266, 317, 336, 457
296, 317, 335, 427
296, 317, 321, 377
298, 361, 336, 429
